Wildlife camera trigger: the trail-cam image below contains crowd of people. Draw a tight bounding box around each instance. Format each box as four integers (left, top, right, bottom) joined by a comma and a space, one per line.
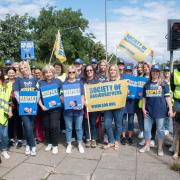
0, 58, 179, 163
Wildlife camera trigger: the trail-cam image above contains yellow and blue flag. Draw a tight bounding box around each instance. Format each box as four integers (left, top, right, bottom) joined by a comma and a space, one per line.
54, 30, 66, 63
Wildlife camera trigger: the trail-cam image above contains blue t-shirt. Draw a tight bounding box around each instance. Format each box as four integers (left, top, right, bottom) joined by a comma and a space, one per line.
63, 80, 84, 116
124, 99, 136, 114
97, 73, 107, 83
143, 81, 170, 119
13, 76, 37, 91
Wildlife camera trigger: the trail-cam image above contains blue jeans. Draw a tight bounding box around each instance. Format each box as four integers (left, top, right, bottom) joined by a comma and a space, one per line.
64, 115, 83, 144
85, 112, 98, 140
104, 108, 124, 144
21, 115, 35, 148
164, 117, 170, 131
0, 125, 8, 151
136, 107, 144, 132
122, 113, 134, 132
144, 115, 165, 140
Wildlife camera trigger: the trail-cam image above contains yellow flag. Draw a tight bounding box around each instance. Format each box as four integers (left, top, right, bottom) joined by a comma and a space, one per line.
117, 32, 152, 62
54, 30, 66, 63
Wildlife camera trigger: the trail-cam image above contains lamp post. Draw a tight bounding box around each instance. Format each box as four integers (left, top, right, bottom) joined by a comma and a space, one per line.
105, 0, 108, 61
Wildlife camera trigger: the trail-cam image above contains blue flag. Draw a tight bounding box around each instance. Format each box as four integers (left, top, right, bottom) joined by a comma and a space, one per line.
19, 91, 38, 115
63, 83, 82, 110
40, 84, 61, 110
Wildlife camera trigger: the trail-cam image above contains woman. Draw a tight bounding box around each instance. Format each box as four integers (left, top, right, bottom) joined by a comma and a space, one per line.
83, 65, 99, 148
97, 60, 109, 83
0, 67, 13, 159
63, 65, 85, 153
103, 64, 125, 150
53, 62, 66, 82
139, 64, 173, 156
38, 65, 62, 154
13, 61, 38, 156
7, 67, 23, 148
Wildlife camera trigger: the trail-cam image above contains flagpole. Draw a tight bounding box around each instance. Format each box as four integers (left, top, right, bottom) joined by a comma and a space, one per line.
84, 85, 92, 141
49, 41, 56, 64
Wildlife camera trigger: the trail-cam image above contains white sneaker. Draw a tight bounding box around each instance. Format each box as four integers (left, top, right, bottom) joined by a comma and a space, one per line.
139, 146, 150, 153
104, 134, 108, 144
138, 131, 144, 139
52, 146, 58, 154
31, 147, 36, 156
164, 130, 169, 136
78, 144, 84, 153
25, 145, 31, 155
150, 140, 155, 148
45, 144, 52, 151
2, 151, 10, 159
66, 144, 72, 154
158, 149, 164, 156
139, 139, 145, 146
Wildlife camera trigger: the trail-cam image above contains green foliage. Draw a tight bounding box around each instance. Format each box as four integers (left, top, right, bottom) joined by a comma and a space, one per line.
0, 14, 31, 61
0, 6, 107, 65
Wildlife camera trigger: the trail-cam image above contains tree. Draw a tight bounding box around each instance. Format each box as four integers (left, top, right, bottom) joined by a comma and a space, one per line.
0, 14, 31, 61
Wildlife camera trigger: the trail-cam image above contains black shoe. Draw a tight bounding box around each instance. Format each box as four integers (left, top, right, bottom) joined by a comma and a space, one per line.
9, 139, 15, 147
128, 138, 133, 145
16, 141, 23, 149
121, 137, 126, 145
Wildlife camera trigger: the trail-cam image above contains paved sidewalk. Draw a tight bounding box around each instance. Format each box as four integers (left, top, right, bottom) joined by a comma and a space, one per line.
0, 136, 180, 180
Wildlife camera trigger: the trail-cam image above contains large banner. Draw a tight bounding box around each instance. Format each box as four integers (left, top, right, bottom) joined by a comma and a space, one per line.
40, 84, 61, 110
117, 32, 153, 62
20, 41, 35, 60
63, 83, 82, 110
85, 80, 128, 112
19, 91, 38, 115
122, 74, 137, 99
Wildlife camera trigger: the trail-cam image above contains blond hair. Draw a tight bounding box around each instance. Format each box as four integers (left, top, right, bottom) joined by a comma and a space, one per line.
67, 65, 78, 78
18, 61, 32, 78
42, 65, 56, 80
108, 64, 120, 81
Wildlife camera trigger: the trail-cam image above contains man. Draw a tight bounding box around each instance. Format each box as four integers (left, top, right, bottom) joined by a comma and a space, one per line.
90, 58, 98, 72
117, 60, 125, 75
34, 68, 42, 81
170, 63, 180, 152
5, 59, 13, 68
74, 58, 84, 81
31, 65, 36, 76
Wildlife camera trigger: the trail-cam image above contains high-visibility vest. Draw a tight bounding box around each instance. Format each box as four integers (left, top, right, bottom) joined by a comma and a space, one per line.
0, 82, 12, 126
174, 69, 180, 99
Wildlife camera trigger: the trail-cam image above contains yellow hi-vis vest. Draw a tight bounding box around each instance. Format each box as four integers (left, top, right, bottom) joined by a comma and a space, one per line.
174, 69, 180, 99
0, 82, 12, 126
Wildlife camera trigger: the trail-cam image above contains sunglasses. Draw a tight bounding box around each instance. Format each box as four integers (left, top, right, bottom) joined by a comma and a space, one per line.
86, 69, 93, 72
68, 71, 76, 74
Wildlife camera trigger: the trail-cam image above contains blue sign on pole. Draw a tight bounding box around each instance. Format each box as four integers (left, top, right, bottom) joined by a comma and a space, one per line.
20, 41, 35, 60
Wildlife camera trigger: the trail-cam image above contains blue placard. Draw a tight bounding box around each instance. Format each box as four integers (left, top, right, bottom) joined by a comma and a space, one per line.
136, 76, 149, 99
63, 83, 82, 110
122, 74, 137, 99
40, 83, 61, 110
20, 41, 35, 60
19, 91, 38, 115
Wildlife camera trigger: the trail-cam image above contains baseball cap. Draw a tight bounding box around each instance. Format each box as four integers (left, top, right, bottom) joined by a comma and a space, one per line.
124, 65, 133, 71
117, 60, 125, 65
5, 59, 13, 65
90, 58, 97, 64
163, 66, 170, 71
74, 58, 83, 65
151, 64, 161, 71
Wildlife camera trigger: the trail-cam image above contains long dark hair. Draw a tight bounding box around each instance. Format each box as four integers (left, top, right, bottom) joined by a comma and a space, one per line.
84, 64, 97, 81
